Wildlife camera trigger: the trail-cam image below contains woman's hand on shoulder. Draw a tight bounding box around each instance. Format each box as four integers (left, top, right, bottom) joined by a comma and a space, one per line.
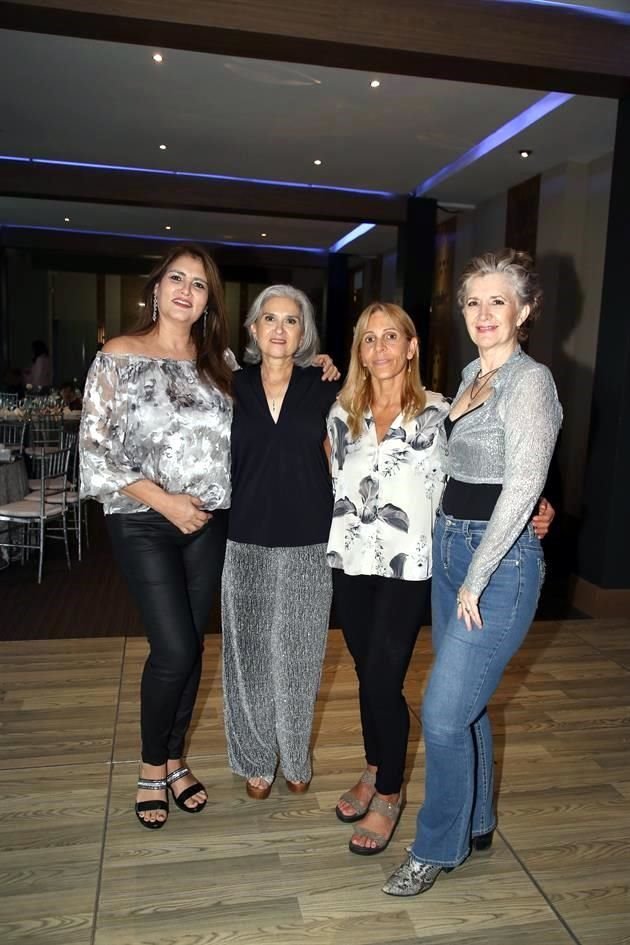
423, 389, 447, 403
422, 389, 450, 415
313, 354, 341, 382
160, 494, 211, 534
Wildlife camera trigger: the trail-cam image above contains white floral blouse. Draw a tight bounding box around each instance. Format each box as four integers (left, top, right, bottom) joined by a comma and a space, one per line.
327, 392, 449, 581
80, 352, 233, 515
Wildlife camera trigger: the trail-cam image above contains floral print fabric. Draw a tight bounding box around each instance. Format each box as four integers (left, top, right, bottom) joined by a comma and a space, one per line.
80, 352, 232, 514
326, 392, 449, 581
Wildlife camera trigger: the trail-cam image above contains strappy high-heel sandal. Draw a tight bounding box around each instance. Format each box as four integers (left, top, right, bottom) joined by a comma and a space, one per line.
166, 766, 207, 813
335, 769, 376, 823
348, 794, 402, 855
135, 776, 169, 829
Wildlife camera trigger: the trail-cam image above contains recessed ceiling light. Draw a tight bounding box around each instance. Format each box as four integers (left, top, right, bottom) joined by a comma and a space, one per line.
153, 53, 163, 63
164, 225, 171, 231
260, 232, 268, 237
159, 144, 167, 151
138, 301, 146, 307
519, 149, 532, 158
63, 216, 70, 223
313, 159, 322, 166
370, 79, 380, 88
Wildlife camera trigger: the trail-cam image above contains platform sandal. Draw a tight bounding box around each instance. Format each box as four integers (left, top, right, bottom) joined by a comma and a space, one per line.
135, 776, 169, 829
166, 766, 207, 813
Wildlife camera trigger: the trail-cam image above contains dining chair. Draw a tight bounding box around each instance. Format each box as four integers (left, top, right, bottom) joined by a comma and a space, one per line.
0, 392, 19, 409
0, 446, 72, 583
0, 421, 27, 452
26, 433, 89, 561
30, 417, 64, 449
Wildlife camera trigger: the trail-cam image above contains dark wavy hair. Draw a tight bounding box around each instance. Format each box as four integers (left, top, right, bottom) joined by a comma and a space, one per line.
456, 248, 543, 342
133, 243, 232, 396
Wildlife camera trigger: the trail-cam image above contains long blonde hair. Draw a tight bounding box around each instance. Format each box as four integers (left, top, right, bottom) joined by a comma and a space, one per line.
339, 302, 426, 439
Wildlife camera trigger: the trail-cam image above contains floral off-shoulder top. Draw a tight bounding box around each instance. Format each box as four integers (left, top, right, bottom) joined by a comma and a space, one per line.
79, 352, 233, 515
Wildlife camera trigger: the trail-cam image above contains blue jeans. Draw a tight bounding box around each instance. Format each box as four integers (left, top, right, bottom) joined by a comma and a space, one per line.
411, 512, 545, 867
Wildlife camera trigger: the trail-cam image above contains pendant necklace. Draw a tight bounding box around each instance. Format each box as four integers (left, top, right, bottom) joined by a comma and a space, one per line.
468, 366, 500, 406
262, 372, 290, 418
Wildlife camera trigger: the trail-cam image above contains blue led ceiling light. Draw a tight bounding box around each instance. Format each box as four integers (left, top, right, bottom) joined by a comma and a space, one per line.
329, 222, 376, 253
0, 223, 327, 253
415, 91, 574, 196
492, 1, 630, 26
0, 155, 396, 199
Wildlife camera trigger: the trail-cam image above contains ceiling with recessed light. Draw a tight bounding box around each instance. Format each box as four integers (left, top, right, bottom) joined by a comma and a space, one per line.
0, 13, 622, 255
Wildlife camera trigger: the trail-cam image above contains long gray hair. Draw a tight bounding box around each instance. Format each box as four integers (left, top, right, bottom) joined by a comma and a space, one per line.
242, 284, 320, 367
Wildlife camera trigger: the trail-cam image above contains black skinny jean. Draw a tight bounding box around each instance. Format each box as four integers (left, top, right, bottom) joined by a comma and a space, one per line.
332, 569, 429, 795
107, 509, 227, 765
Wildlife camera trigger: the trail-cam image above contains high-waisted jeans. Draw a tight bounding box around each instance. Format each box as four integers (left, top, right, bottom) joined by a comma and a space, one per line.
411, 512, 545, 867
107, 509, 227, 765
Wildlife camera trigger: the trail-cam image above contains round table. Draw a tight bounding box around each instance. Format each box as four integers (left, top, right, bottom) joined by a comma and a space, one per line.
0, 458, 29, 567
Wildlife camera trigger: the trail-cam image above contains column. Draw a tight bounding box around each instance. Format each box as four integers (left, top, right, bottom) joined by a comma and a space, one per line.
575, 96, 630, 615
397, 196, 437, 377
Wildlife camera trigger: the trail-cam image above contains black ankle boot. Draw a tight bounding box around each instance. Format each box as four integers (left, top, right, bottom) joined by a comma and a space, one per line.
471, 829, 494, 851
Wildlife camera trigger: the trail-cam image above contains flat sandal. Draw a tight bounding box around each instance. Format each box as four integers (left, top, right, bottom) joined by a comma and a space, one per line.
348, 794, 402, 855
335, 769, 376, 823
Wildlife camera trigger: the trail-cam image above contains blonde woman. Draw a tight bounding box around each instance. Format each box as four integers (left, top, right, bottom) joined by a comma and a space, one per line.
327, 303, 449, 855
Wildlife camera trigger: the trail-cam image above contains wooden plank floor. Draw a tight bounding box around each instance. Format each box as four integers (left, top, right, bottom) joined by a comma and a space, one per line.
0, 619, 629, 945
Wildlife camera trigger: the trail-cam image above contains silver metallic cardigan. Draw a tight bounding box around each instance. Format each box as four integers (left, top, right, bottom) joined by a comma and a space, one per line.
444, 346, 562, 597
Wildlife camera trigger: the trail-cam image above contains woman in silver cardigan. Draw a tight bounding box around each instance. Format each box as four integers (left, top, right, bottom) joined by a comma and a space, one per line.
384, 249, 562, 896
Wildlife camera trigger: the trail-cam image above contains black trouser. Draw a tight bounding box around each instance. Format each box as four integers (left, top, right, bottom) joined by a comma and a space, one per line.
107, 509, 227, 765
332, 569, 429, 795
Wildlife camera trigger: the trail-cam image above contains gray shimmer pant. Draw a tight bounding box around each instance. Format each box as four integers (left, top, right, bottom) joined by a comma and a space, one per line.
221, 540, 332, 783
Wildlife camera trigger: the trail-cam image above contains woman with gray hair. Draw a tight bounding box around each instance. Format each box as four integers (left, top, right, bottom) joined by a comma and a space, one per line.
383, 249, 562, 896
222, 285, 340, 798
